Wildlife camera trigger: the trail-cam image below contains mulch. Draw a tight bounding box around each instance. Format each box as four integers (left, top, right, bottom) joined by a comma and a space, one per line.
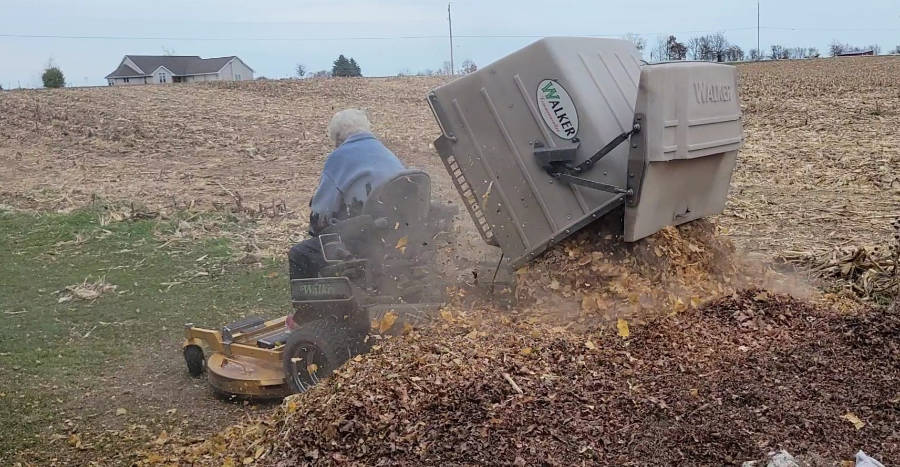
146, 290, 899, 466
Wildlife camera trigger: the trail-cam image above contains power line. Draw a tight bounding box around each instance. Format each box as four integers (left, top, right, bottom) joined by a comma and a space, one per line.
0, 28, 777, 43
0, 26, 895, 43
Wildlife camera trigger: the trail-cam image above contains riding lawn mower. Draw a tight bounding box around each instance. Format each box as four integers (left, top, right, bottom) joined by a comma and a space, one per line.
183, 170, 449, 397
183, 37, 743, 397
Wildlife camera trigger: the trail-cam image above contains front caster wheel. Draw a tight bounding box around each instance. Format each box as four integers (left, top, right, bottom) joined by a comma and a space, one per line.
184, 345, 205, 377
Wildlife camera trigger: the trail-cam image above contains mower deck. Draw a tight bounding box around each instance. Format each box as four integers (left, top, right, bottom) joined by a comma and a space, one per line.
184, 316, 293, 398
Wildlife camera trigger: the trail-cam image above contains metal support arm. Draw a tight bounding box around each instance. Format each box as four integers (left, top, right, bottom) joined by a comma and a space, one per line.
555, 173, 633, 196
533, 119, 642, 196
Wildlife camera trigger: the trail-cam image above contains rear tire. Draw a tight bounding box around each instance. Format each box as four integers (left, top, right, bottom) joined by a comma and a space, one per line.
282, 319, 350, 393
183, 345, 205, 377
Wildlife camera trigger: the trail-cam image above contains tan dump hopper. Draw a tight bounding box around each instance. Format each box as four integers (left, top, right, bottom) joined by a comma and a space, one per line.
428, 37, 742, 269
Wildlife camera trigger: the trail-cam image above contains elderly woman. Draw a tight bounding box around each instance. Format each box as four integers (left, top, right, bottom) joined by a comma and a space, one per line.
289, 109, 406, 279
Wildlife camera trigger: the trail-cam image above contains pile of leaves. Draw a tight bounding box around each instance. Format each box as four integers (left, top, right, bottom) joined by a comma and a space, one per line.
782, 217, 900, 304
140, 290, 898, 465
514, 218, 791, 327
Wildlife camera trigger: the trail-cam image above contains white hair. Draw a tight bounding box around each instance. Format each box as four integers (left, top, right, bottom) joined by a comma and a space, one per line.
327, 109, 372, 147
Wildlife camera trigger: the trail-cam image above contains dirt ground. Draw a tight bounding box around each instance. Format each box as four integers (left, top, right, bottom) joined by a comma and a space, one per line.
1, 57, 898, 465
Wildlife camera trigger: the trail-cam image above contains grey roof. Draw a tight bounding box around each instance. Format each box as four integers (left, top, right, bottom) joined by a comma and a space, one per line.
105, 62, 146, 78
106, 55, 249, 78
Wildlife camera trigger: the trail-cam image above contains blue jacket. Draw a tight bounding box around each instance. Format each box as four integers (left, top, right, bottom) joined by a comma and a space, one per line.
309, 132, 406, 234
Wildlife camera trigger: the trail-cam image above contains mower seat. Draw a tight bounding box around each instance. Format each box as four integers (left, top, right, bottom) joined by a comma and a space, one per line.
361, 169, 431, 252
363, 170, 431, 226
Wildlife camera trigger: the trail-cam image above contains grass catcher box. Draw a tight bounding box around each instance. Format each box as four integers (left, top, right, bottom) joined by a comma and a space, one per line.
428, 37, 741, 268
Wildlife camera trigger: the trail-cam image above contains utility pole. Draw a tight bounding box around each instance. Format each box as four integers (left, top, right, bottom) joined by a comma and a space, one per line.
757, 1, 760, 60
448, 2, 455, 75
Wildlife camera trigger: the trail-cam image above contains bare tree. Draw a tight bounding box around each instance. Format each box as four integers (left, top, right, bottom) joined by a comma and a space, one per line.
708, 33, 728, 62
687, 37, 703, 60
725, 45, 744, 61
830, 41, 880, 56
770, 44, 788, 60
829, 41, 847, 57
651, 35, 669, 62
689, 35, 719, 61
748, 48, 761, 60
460, 59, 477, 74
622, 33, 647, 54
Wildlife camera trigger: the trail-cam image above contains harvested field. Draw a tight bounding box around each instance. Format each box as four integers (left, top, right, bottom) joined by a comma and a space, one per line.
724, 57, 899, 262
0, 76, 491, 265
2, 57, 898, 265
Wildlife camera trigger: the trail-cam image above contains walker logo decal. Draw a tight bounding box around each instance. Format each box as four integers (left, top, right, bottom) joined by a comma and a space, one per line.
536, 79, 579, 140
292, 279, 351, 300
693, 81, 734, 104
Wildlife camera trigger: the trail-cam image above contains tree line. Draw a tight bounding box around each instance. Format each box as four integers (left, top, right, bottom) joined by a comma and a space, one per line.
296, 56, 478, 79
23, 39, 900, 90
626, 32, 896, 62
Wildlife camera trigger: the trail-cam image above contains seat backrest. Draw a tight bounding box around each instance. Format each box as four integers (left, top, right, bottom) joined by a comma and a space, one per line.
362, 169, 431, 232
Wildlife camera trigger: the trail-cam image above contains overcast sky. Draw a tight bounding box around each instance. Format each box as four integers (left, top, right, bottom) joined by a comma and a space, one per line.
1, 0, 898, 88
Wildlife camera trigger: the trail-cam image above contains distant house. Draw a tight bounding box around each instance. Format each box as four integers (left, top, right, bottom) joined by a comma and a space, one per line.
105, 55, 254, 85
836, 50, 875, 57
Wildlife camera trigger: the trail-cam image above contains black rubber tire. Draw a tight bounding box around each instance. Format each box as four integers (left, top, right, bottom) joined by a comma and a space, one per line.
282, 319, 354, 394
183, 345, 205, 377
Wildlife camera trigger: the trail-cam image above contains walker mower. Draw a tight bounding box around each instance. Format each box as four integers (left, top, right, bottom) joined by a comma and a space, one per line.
183, 170, 449, 397
183, 37, 743, 397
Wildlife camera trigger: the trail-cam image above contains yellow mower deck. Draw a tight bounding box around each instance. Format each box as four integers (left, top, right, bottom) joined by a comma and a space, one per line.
184, 316, 293, 398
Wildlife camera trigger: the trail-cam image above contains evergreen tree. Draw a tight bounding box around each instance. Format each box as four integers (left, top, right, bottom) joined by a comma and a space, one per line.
332, 55, 351, 77
42, 66, 65, 88
348, 58, 361, 77
332, 55, 362, 77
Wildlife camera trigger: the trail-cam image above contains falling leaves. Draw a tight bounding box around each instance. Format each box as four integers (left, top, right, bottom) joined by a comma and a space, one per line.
616, 318, 630, 339
515, 219, 753, 329
377, 311, 398, 334
395, 236, 408, 255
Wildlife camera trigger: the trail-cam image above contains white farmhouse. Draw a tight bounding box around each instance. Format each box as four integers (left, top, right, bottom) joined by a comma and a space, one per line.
105, 55, 254, 85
